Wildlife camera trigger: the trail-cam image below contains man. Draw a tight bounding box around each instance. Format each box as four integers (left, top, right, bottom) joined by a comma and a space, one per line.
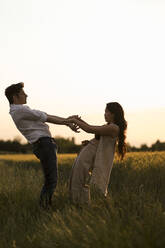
5, 82, 79, 209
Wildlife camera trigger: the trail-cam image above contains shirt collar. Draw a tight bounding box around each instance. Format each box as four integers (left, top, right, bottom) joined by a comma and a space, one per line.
9, 104, 28, 113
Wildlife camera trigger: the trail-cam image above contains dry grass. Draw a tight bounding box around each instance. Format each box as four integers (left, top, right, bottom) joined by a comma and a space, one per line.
0, 153, 77, 163
0, 152, 165, 248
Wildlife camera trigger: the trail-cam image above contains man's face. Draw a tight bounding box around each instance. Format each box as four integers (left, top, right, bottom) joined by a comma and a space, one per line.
13, 89, 28, 104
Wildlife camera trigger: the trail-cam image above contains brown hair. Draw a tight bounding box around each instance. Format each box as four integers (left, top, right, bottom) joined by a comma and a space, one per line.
106, 102, 127, 160
5, 82, 24, 104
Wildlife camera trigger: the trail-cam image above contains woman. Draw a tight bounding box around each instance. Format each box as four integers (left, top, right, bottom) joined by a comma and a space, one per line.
68, 102, 127, 204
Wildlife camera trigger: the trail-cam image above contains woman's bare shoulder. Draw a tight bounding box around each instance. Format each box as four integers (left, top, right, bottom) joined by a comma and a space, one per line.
109, 123, 119, 129
108, 123, 119, 136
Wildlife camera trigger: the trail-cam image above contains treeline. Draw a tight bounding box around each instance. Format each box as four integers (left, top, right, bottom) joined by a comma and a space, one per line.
0, 138, 165, 154
127, 140, 165, 152
0, 137, 81, 154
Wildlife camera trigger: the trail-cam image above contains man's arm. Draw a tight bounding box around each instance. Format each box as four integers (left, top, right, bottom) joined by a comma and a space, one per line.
46, 115, 80, 133
46, 115, 69, 125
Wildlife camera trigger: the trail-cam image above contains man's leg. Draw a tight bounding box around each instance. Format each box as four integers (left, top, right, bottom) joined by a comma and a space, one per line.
33, 138, 58, 209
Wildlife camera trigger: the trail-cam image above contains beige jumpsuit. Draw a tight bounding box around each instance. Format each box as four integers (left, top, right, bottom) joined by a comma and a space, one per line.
69, 134, 117, 204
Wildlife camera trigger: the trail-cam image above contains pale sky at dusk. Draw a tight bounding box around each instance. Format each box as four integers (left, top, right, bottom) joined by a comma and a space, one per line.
0, 0, 165, 147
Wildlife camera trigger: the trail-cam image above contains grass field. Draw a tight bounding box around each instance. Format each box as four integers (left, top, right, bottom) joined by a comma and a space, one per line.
0, 152, 165, 248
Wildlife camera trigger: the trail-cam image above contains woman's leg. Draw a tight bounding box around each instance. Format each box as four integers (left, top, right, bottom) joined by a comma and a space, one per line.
70, 141, 98, 204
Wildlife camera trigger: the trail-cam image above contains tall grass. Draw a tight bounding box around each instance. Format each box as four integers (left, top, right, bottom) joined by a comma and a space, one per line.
0, 152, 165, 247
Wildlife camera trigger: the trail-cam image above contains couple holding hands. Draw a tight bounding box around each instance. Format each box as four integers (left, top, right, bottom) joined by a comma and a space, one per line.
5, 83, 127, 209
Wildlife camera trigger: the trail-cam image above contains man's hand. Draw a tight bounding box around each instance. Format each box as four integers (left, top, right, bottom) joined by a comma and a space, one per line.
67, 115, 79, 119
67, 115, 82, 121
67, 123, 80, 133
67, 115, 83, 124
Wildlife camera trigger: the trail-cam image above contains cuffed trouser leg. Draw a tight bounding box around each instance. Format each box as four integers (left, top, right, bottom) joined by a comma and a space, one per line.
33, 138, 58, 209
40, 144, 57, 208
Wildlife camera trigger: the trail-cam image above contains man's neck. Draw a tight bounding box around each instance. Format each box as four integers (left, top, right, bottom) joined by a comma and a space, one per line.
13, 102, 24, 105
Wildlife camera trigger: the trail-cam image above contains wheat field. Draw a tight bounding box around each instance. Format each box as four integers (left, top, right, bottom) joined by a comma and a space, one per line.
0, 152, 165, 248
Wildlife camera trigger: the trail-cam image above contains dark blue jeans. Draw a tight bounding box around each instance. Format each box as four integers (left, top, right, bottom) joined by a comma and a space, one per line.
32, 137, 58, 208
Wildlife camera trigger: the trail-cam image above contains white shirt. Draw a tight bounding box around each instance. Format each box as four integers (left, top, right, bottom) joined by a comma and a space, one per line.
9, 104, 51, 144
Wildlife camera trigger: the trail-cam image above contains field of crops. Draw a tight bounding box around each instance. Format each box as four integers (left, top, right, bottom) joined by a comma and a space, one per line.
0, 152, 165, 248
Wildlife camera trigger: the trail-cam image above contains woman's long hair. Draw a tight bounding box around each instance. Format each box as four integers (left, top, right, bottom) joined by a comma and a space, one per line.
106, 102, 127, 160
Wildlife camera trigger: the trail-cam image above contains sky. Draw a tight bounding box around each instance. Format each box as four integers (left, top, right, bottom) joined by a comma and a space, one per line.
0, 0, 165, 147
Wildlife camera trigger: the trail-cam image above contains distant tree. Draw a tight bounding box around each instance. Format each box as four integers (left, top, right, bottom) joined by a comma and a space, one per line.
0, 139, 22, 153
126, 142, 132, 152
140, 144, 149, 152
13, 136, 22, 144
151, 140, 165, 151
54, 136, 81, 153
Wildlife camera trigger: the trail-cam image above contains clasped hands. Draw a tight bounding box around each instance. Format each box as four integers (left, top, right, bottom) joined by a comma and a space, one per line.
65, 115, 82, 133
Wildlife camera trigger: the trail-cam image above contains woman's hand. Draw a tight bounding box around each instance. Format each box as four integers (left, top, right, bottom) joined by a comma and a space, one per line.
67, 123, 80, 133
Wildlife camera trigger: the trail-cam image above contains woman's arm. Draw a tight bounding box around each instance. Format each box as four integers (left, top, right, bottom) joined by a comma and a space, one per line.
68, 118, 119, 137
